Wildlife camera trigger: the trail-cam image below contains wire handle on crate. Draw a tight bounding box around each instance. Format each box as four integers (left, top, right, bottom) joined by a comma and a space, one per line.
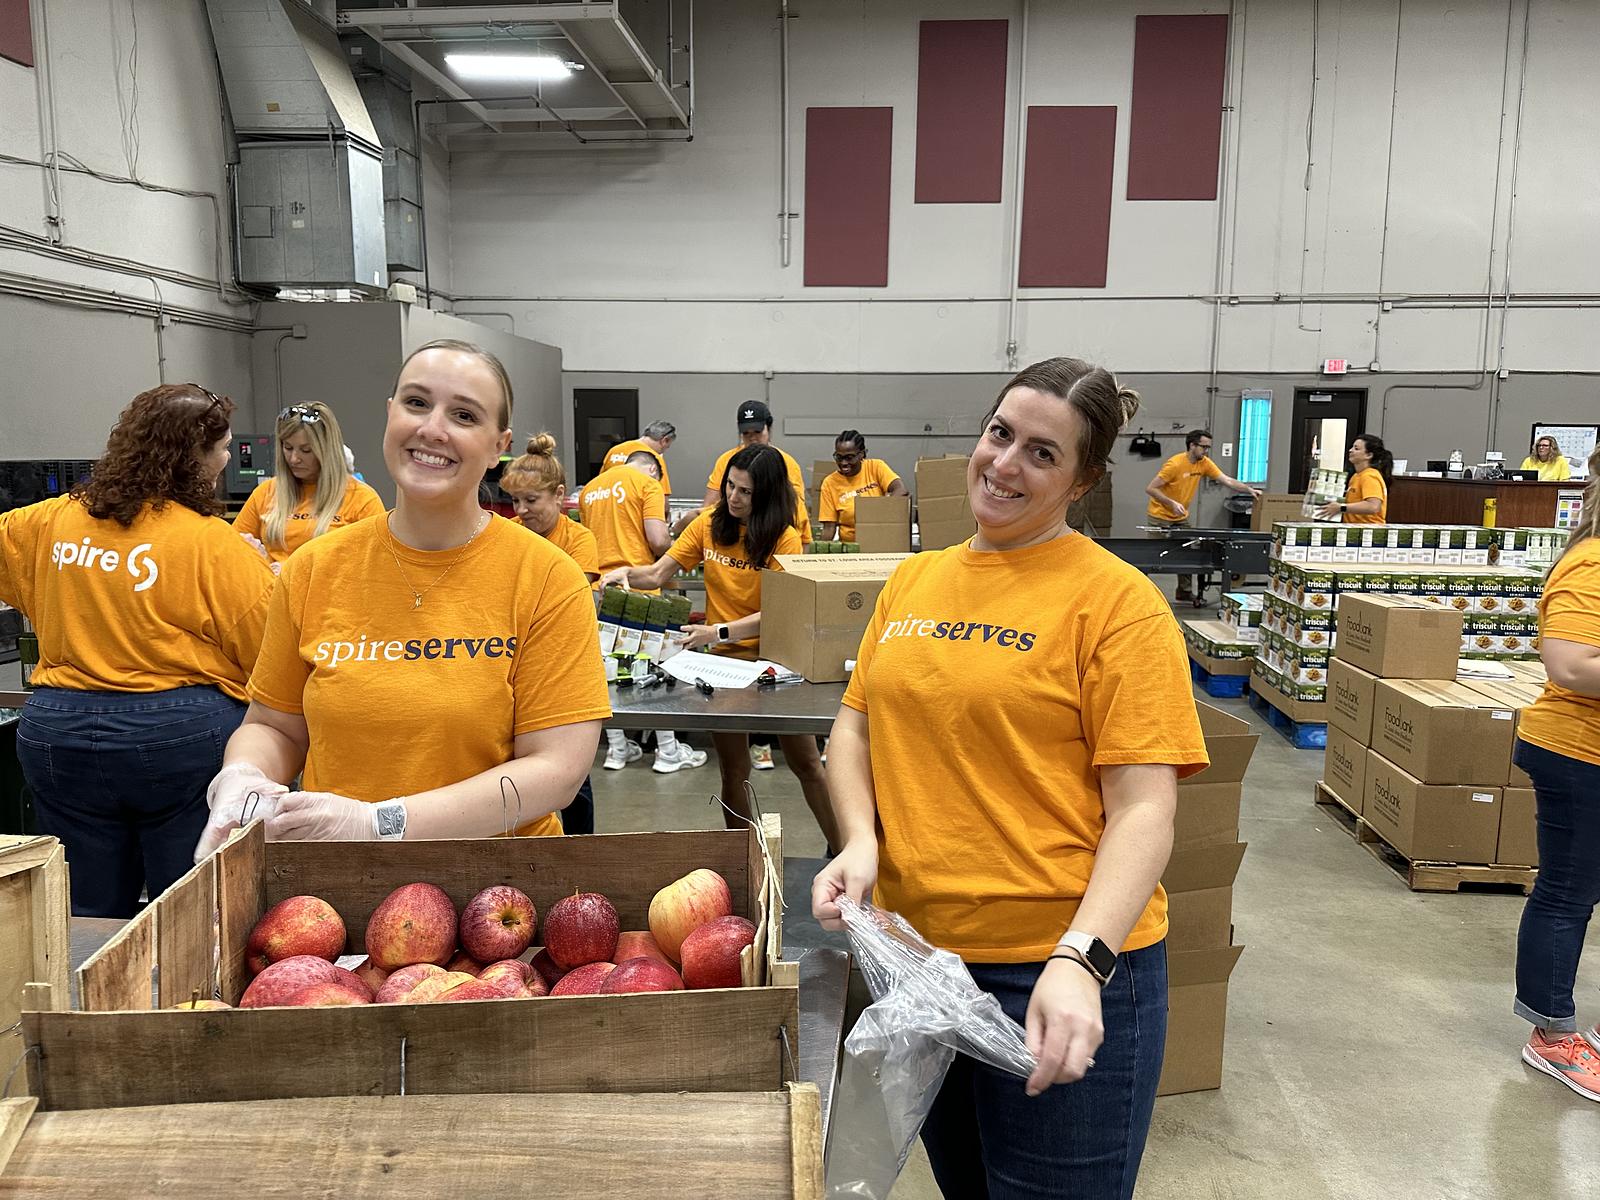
0, 1038, 40, 1100
238, 789, 264, 827
499, 776, 523, 838
708, 785, 784, 913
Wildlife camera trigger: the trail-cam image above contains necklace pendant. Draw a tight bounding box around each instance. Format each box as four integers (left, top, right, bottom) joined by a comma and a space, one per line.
412, 595, 422, 610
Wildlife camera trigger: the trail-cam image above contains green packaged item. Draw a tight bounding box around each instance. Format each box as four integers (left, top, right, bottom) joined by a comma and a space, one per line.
842, 542, 860, 553
645, 596, 675, 630
599, 585, 629, 619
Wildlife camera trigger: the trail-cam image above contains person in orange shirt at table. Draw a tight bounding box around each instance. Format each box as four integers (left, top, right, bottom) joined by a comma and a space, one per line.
818, 429, 907, 543
0, 384, 275, 916
580, 448, 706, 776
813, 357, 1209, 1198
603, 420, 677, 494
1521, 435, 1572, 483
193, 340, 610, 858
683, 400, 812, 548
1509, 447, 1600, 1102
233, 401, 385, 569
599, 445, 839, 851
1315, 432, 1391, 525
1145, 429, 1260, 605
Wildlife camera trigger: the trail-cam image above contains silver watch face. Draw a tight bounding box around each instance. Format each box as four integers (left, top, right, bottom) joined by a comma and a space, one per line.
375, 804, 405, 838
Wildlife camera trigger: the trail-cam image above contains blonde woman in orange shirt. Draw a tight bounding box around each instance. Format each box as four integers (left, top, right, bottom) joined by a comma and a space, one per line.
813, 358, 1209, 1197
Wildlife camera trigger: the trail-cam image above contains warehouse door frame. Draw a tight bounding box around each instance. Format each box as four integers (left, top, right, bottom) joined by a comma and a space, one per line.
1288, 388, 1368, 494
574, 388, 640, 482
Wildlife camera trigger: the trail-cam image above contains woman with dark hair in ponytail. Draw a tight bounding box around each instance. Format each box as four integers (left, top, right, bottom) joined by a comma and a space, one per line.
819, 429, 907, 543
1317, 432, 1391, 524
598, 445, 838, 846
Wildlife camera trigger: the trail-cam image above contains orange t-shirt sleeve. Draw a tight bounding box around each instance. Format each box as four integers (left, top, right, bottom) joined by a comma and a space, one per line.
0, 504, 35, 611
668, 514, 706, 572
1080, 610, 1211, 776
510, 562, 611, 736
820, 477, 841, 523
642, 479, 667, 523
233, 481, 270, 541
205, 539, 277, 679
875, 461, 902, 491
347, 483, 386, 523
772, 526, 803, 561
248, 563, 311, 715
842, 572, 899, 715
570, 524, 601, 576
1350, 470, 1385, 506
1202, 457, 1224, 481
1543, 555, 1600, 648
1155, 456, 1182, 486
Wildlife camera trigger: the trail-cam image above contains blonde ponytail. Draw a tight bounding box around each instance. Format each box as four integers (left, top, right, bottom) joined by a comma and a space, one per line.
502, 431, 566, 494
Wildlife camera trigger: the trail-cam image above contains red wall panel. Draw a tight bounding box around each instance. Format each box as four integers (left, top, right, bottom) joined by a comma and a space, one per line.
1127, 14, 1229, 201
0, 0, 34, 69
914, 19, 1009, 204
804, 107, 893, 288
1018, 106, 1117, 289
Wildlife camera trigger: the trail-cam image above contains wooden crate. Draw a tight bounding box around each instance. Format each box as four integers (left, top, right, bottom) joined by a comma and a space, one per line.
0, 836, 69, 1085
23, 819, 800, 1111
0, 1084, 824, 1197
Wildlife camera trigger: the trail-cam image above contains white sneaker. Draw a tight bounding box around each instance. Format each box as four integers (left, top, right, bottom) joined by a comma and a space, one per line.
603, 739, 643, 770
653, 743, 708, 774
751, 744, 775, 770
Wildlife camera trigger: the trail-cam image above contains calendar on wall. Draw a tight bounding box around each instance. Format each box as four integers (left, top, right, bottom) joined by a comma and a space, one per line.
1531, 424, 1598, 476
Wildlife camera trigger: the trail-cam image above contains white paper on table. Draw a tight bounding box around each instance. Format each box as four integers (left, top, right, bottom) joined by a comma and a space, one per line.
658, 652, 795, 689
1455, 659, 1515, 681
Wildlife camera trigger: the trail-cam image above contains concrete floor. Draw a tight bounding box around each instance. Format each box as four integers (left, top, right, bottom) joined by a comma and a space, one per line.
592, 692, 1600, 1200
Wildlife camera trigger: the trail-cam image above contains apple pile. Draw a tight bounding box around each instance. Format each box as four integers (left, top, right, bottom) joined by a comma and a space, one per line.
197, 869, 758, 1010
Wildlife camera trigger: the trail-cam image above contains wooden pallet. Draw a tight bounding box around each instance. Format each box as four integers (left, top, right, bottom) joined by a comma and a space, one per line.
1313, 783, 1537, 895
1248, 685, 1328, 749
1189, 658, 1249, 698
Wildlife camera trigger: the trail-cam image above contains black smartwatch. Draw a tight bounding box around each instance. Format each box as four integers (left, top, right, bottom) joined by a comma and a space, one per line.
1052, 932, 1117, 985
716, 625, 731, 643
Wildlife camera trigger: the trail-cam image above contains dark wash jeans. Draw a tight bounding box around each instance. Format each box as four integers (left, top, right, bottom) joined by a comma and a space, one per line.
1513, 739, 1600, 1033
17, 685, 246, 917
922, 942, 1168, 1200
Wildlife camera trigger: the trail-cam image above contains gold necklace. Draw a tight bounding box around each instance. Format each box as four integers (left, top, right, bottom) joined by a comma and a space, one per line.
384, 511, 489, 610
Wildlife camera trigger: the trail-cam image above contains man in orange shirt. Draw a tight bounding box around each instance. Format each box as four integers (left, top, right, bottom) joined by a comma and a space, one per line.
603, 421, 677, 494
688, 401, 812, 548
1144, 429, 1260, 605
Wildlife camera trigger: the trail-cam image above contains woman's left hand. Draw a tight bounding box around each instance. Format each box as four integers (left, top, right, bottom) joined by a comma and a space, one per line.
266, 790, 374, 841
1023, 958, 1105, 1096
680, 623, 720, 650
1314, 501, 1341, 520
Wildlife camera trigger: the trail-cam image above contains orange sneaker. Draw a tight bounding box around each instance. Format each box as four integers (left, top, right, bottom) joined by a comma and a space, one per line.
1523, 1029, 1600, 1102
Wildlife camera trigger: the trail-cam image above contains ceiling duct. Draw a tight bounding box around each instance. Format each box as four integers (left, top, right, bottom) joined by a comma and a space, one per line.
206, 0, 389, 290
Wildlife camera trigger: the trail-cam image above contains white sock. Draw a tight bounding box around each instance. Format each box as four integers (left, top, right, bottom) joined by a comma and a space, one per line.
606, 729, 628, 752
656, 731, 680, 755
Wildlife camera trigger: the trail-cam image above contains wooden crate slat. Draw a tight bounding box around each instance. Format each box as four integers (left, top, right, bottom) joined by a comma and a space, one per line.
153, 856, 217, 1008
0, 1091, 809, 1198
75, 914, 155, 1014
0, 1098, 37, 1179
788, 1082, 825, 1200
215, 821, 265, 1006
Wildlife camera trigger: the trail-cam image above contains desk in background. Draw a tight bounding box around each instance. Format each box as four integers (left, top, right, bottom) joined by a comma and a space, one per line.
1389, 475, 1575, 528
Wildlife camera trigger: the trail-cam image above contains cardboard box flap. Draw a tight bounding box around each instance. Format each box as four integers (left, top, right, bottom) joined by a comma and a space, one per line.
1162, 842, 1247, 893
854, 495, 911, 526
772, 554, 909, 578
1167, 943, 1245, 987
1184, 702, 1259, 785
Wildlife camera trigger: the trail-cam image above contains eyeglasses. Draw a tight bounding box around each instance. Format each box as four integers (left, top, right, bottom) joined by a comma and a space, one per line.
278, 404, 324, 425
833, 452, 863, 464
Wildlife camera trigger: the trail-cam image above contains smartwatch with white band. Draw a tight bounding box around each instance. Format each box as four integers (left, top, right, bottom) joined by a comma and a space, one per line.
373, 799, 408, 841
1053, 931, 1117, 985
716, 624, 731, 644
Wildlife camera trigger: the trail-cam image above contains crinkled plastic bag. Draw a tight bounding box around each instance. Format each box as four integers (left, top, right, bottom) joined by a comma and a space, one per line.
824, 897, 1036, 1199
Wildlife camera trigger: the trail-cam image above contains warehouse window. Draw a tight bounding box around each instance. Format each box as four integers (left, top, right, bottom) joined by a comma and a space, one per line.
0, 0, 33, 69
1237, 389, 1271, 484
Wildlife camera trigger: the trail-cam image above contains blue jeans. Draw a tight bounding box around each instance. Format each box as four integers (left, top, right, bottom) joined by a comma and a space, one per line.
1513, 739, 1600, 1032
17, 686, 246, 918
565, 775, 595, 835
921, 942, 1168, 1200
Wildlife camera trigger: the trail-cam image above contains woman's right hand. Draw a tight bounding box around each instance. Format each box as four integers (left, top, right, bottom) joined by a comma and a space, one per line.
193, 762, 288, 863
597, 567, 630, 591
811, 839, 878, 930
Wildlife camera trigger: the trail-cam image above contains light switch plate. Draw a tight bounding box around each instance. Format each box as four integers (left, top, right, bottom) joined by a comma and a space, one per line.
1222, 443, 1234, 457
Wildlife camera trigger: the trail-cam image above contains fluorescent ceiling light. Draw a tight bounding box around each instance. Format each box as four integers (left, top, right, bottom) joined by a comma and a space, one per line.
445, 54, 577, 81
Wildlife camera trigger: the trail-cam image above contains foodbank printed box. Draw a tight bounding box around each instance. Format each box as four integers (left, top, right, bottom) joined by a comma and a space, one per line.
1335, 595, 1462, 680
1364, 750, 1501, 864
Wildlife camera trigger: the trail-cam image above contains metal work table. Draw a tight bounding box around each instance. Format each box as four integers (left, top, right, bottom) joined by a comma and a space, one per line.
608, 679, 846, 736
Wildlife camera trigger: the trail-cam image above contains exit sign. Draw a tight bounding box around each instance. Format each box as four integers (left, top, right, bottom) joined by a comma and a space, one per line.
1322, 358, 1349, 375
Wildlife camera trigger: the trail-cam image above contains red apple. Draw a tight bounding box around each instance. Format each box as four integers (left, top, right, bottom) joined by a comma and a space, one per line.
406, 970, 476, 1004
288, 981, 371, 1007
459, 885, 537, 964
648, 869, 733, 961
170, 998, 231, 1011
350, 957, 390, 996
521, 975, 549, 999
679, 915, 756, 990
446, 951, 485, 977
245, 895, 346, 974
543, 892, 619, 970
239, 955, 340, 1008
437, 978, 517, 1003
614, 930, 673, 967
476, 960, 533, 996
601, 956, 685, 994
549, 962, 616, 996
530, 948, 567, 990
373, 962, 444, 1004
332, 966, 375, 1002
364, 883, 458, 971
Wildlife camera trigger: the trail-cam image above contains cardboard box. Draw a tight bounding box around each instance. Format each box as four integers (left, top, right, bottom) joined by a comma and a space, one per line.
1249, 671, 1327, 721
1183, 619, 1254, 676
914, 455, 970, 497
1185, 701, 1260, 787
1498, 787, 1539, 867
1158, 943, 1245, 1096
1335, 594, 1463, 679
811, 459, 835, 490
1372, 679, 1517, 785
916, 494, 973, 525
1252, 494, 1307, 532
760, 554, 909, 682
1323, 727, 1367, 814
1174, 782, 1243, 849
1327, 659, 1379, 744
852, 494, 911, 553
1162, 842, 1246, 954
1364, 750, 1502, 863
1455, 678, 1542, 786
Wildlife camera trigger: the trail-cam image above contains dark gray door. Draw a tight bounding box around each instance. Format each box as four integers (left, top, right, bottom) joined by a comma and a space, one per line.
574, 388, 639, 483
1289, 388, 1367, 494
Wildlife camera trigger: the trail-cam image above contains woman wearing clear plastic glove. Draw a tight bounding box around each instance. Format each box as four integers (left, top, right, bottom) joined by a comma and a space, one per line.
811, 358, 1210, 1199
194, 340, 609, 859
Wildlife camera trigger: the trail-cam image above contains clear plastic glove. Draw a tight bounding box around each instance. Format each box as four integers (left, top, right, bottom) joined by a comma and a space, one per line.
238, 532, 270, 562
266, 790, 374, 841
194, 763, 287, 863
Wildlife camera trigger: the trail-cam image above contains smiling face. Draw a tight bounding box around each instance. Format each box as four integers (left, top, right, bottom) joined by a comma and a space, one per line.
383, 348, 513, 505
968, 388, 1092, 549
1187, 435, 1213, 463
508, 484, 563, 535
724, 466, 755, 520
281, 427, 320, 485
834, 441, 864, 478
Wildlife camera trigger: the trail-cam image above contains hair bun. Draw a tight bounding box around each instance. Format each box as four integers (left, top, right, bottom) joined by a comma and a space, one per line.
1115, 384, 1142, 425
528, 432, 558, 456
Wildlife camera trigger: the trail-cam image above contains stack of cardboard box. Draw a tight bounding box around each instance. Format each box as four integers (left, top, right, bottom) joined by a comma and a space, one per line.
759, 554, 910, 682
915, 456, 976, 550
1158, 701, 1257, 1096
852, 495, 911, 553
1323, 595, 1536, 867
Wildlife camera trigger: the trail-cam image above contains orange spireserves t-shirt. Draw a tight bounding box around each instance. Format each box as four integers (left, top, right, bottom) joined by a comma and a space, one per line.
1342, 468, 1388, 525
0, 496, 275, 701
820, 460, 901, 541
1517, 538, 1600, 768
539, 515, 600, 578
668, 511, 802, 653
233, 477, 386, 564
842, 533, 1210, 962
578, 466, 667, 576
1146, 452, 1223, 521
707, 445, 813, 544
604, 440, 671, 493
248, 515, 611, 835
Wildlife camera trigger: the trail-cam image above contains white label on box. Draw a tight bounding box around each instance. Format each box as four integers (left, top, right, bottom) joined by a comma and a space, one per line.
598, 622, 619, 656
614, 626, 643, 656
638, 629, 666, 661
1472, 792, 1495, 804
1492, 711, 1513, 720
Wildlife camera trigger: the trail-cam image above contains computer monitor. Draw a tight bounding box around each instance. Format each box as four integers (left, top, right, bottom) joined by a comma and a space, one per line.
1507, 470, 1539, 482
1425, 460, 1449, 473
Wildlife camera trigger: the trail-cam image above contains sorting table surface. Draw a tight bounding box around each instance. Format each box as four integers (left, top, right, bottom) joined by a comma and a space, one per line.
608, 680, 847, 735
